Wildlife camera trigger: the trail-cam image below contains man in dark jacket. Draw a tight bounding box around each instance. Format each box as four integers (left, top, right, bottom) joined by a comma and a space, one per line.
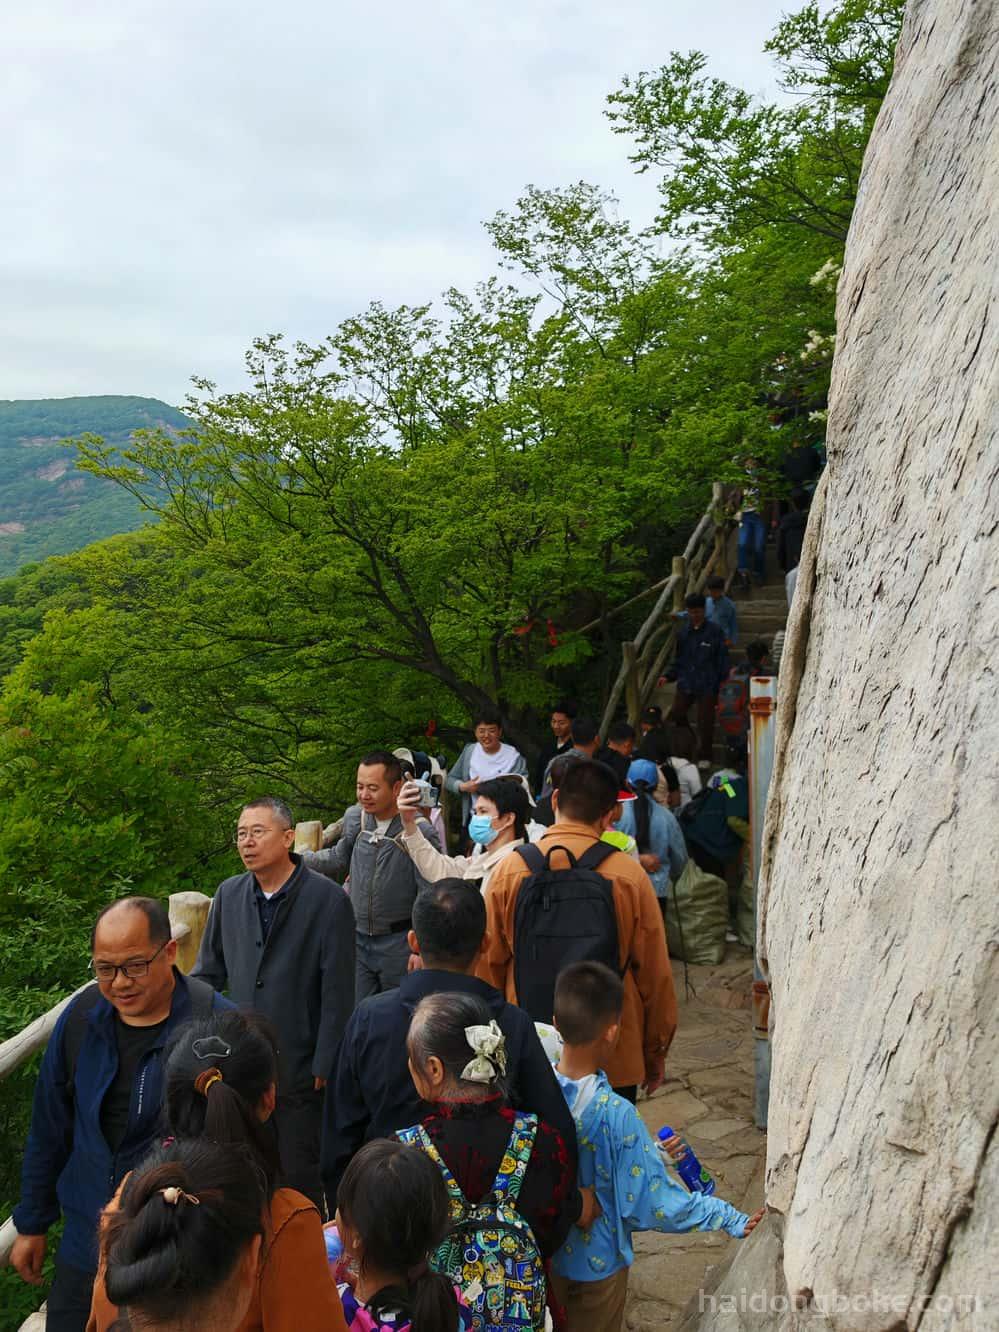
322, 877, 579, 1209
302, 750, 440, 1001
11, 898, 229, 1332
192, 795, 355, 1210
667, 593, 729, 769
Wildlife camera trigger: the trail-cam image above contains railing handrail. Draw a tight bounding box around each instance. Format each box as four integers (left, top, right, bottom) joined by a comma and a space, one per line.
599, 482, 734, 732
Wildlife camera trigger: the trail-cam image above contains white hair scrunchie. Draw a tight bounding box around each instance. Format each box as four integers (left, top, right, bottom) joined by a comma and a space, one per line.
460, 1020, 508, 1083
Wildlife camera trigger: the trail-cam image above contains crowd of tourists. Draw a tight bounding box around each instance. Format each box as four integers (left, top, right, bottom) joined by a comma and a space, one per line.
9, 581, 785, 1330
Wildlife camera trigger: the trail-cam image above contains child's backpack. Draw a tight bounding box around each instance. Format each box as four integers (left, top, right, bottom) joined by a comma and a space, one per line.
396, 1114, 547, 1331
511, 842, 619, 1023
716, 668, 749, 737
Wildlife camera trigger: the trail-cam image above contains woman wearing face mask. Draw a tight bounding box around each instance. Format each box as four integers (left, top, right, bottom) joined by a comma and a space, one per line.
398, 777, 530, 893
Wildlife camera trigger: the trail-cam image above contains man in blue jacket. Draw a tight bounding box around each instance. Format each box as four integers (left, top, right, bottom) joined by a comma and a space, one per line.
322, 877, 579, 1210
667, 593, 729, 770
10, 897, 229, 1332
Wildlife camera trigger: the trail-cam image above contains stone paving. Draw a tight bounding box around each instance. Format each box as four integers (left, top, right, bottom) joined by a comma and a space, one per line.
626, 945, 767, 1330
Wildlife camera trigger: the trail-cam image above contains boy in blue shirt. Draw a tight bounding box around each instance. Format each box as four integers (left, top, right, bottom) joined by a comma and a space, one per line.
550, 962, 762, 1332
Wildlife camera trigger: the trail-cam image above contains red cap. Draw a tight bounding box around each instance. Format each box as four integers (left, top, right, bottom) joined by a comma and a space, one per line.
616, 789, 637, 803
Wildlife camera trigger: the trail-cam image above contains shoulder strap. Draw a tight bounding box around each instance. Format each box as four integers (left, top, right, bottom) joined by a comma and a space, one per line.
576, 841, 616, 872
184, 976, 216, 1021
398, 1124, 468, 1209
63, 983, 103, 1090
515, 844, 545, 873
490, 1113, 538, 1205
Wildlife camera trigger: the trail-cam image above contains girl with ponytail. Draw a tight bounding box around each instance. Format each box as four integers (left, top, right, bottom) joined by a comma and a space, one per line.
335, 1140, 473, 1331
88, 1010, 346, 1331
102, 1139, 265, 1331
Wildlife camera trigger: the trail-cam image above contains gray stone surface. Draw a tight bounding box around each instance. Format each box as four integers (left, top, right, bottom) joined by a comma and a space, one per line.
739, 2, 999, 1329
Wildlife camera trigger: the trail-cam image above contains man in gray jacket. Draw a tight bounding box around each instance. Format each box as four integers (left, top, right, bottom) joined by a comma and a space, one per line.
192, 795, 354, 1210
303, 750, 440, 1001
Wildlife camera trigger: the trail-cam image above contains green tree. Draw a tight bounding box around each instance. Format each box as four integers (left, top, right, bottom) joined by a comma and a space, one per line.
606, 0, 905, 243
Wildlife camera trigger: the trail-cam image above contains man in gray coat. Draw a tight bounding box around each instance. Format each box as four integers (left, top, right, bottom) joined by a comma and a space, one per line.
303, 749, 440, 1001
192, 795, 354, 1210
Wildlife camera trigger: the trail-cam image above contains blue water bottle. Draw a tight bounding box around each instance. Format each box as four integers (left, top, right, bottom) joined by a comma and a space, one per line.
657, 1125, 716, 1195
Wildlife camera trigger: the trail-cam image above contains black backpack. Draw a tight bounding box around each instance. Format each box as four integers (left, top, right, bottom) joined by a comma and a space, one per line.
63, 977, 217, 1088
512, 842, 620, 1023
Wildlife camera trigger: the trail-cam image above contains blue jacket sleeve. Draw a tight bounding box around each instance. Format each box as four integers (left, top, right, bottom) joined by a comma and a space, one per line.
12, 1006, 76, 1236
615, 1113, 749, 1240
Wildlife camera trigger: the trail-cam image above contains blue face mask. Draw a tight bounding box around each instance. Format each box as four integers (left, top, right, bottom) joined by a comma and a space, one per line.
468, 814, 499, 847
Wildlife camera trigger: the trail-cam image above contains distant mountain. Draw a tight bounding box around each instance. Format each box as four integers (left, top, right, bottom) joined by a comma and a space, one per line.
0, 395, 191, 574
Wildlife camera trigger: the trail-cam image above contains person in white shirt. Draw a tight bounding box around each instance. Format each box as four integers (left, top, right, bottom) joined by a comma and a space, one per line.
399, 776, 532, 894
445, 711, 530, 827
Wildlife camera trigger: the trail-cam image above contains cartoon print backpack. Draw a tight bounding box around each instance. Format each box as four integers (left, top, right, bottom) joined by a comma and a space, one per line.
396, 1114, 547, 1331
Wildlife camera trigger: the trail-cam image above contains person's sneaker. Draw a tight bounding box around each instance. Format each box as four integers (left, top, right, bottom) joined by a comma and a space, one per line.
697, 759, 712, 772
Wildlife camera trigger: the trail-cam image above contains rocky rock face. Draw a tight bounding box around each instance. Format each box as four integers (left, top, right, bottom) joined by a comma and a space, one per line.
687, 2, 999, 1328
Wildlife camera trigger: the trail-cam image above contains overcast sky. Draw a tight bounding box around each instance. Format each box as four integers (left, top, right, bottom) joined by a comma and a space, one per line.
3, 1, 792, 404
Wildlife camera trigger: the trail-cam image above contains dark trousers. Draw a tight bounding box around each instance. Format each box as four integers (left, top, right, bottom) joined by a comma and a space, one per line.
47, 1262, 95, 1332
671, 690, 716, 764
274, 1088, 325, 1215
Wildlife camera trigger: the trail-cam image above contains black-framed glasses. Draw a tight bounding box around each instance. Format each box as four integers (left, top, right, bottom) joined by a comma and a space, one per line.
90, 938, 169, 983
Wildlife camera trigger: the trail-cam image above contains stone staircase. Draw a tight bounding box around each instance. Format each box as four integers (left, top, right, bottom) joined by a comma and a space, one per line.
650, 544, 789, 768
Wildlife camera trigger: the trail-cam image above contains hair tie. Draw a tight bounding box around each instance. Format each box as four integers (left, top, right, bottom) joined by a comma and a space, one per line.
194, 1067, 224, 1096
161, 1186, 200, 1207
460, 1020, 507, 1083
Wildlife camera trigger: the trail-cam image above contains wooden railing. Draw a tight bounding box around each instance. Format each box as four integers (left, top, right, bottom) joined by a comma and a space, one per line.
0, 894, 213, 1325
598, 481, 735, 734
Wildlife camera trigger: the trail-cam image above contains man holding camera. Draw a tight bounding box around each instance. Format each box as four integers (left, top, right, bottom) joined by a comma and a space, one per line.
302, 749, 440, 1000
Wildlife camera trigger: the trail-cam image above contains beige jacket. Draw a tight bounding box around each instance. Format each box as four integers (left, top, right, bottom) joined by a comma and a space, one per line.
401, 824, 525, 894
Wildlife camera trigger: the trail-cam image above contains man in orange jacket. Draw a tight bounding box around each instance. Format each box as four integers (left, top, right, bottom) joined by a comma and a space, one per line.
477, 760, 678, 1100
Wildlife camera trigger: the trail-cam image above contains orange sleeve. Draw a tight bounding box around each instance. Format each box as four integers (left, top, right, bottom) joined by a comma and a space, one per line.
87, 1184, 124, 1332
476, 867, 515, 994
628, 869, 679, 1060
258, 1204, 347, 1332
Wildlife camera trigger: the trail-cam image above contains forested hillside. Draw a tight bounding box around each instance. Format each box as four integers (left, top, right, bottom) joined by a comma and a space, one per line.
0, 396, 190, 574
0, 3, 905, 1323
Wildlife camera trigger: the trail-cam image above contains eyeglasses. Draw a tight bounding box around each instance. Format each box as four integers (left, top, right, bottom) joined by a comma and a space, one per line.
235, 825, 272, 844
91, 938, 169, 983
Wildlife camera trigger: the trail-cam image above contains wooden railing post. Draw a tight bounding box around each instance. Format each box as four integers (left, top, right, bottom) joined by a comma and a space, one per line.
623, 642, 641, 726
711, 480, 728, 583
672, 556, 687, 609
168, 891, 212, 974
294, 820, 323, 853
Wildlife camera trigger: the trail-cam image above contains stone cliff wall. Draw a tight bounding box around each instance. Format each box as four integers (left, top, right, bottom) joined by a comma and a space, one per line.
687, 2, 999, 1328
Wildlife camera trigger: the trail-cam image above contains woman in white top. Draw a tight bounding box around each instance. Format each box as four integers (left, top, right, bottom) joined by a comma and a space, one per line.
444, 712, 530, 827
399, 775, 531, 894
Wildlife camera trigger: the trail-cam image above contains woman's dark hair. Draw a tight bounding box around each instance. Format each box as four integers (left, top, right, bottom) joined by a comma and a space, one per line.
473, 777, 530, 839
104, 1139, 265, 1324
338, 1140, 457, 1332
630, 785, 656, 854
408, 991, 508, 1098
164, 1011, 281, 1194
472, 707, 503, 730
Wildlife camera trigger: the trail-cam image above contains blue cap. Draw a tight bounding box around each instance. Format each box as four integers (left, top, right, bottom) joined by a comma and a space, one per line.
627, 758, 660, 789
